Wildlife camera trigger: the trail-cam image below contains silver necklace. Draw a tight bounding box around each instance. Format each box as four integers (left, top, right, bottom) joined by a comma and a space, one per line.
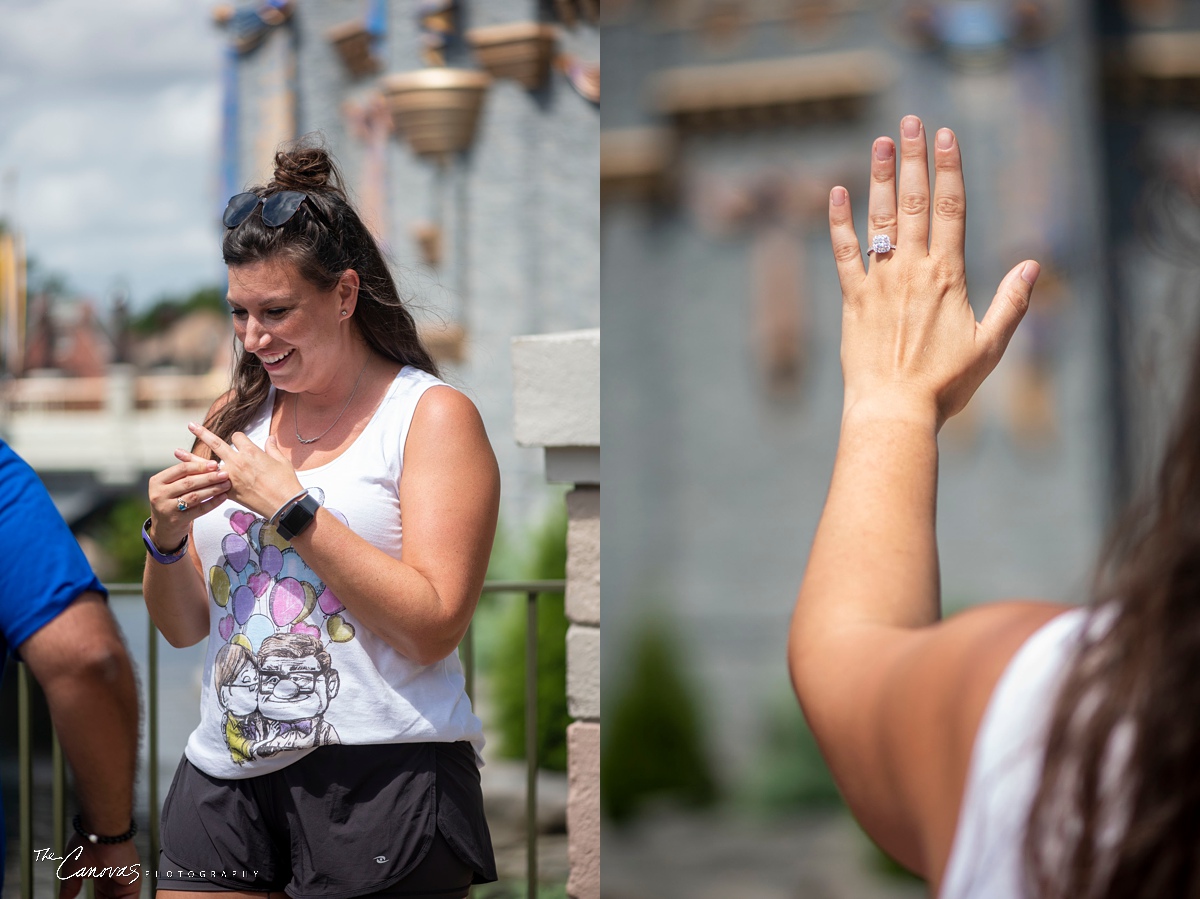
294, 358, 370, 445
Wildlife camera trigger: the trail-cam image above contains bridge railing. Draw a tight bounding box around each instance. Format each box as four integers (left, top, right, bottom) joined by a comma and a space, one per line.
12, 579, 565, 899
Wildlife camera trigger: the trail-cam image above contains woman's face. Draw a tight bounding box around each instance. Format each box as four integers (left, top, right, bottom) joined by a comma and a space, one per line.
226, 258, 354, 394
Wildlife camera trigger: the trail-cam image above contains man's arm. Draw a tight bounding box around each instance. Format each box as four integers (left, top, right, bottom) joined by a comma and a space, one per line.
19, 590, 141, 897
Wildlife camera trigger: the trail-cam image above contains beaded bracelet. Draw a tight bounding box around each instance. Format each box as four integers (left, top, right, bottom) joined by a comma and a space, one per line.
73, 814, 137, 845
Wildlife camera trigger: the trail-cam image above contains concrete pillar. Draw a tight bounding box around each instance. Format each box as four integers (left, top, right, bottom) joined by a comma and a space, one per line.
512, 328, 599, 899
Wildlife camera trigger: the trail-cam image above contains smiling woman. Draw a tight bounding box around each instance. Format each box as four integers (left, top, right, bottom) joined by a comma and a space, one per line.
139, 143, 500, 899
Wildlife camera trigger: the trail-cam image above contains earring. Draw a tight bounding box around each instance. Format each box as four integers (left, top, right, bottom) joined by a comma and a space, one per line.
341, 310, 348, 316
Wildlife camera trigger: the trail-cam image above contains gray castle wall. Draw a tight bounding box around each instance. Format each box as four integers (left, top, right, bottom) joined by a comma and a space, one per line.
602, 2, 1118, 782
233, 0, 599, 530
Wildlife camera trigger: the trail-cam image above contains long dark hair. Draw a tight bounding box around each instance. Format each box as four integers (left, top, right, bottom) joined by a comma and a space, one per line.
204, 141, 438, 445
1024, 328, 1200, 897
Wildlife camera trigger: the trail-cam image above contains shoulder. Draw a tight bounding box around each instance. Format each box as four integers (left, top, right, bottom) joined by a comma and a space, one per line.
400, 383, 497, 489
405, 385, 493, 464
411, 383, 483, 432
885, 601, 1078, 882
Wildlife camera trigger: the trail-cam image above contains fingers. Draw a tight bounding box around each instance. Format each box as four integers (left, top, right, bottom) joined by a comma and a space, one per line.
896, 115, 930, 252
264, 434, 291, 464
173, 474, 232, 511
929, 127, 966, 260
867, 136, 897, 265
979, 260, 1039, 363
828, 186, 865, 291
230, 431, 259, 454
188, 421, 233, 460
158, 456, 218, 486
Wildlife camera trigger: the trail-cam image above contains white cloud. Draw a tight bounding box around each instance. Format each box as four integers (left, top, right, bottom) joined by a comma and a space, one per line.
0, 0, 224, 305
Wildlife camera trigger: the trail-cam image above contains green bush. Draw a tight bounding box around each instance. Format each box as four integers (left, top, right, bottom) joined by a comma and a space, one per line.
743, 687, 843, 813
94, 494, 152, 582
489, 502, 571, 771
601, 613, 717, 823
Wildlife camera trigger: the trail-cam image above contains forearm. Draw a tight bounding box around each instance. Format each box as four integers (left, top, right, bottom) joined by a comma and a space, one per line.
142, 552, 209, 647
142, 521, 210, 647
40, 637, 140, 834
793, 396, 942, 660
290, 509, 469, 664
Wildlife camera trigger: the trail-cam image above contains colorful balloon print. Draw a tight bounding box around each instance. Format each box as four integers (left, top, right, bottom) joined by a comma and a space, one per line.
211, 497, 358, 650
232, 585, 255, 625
230, 510, 255, 535
222, 533, 250, 572
327, 614, 355, 643
270, 577, 306, 627
210, 567, 230, 608
317, 586, 344, 616
260, 544, 283, 577
248, 570, 272, 598
243, 614, 275, 652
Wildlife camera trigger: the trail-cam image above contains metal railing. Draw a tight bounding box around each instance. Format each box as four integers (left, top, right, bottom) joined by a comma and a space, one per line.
13, 579, 566, 899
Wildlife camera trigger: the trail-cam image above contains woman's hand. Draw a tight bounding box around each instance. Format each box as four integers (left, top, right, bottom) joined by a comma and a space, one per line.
187, 421, 303, 521
830, 115, 1040, 429
146, 450, 231, 550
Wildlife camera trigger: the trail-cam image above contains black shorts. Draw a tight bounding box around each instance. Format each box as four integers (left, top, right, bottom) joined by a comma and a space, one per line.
157, 742, 497, 899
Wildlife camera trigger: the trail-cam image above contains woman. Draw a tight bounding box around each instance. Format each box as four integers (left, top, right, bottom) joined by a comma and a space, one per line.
141, 145, 500, 898
789, 114, 1192, 898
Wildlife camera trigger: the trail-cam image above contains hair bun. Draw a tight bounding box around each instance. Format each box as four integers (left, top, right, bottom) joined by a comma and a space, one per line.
270, 145, 342, 194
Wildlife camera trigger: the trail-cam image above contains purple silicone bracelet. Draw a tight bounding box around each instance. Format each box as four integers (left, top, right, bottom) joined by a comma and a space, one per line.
141, 517, 188, 564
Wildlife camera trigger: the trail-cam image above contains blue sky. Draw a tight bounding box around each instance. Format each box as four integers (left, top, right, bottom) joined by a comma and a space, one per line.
0, 0, 224, 309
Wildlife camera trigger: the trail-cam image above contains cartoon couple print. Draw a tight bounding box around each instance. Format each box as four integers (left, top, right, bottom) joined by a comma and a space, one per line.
214, 632, 340, 764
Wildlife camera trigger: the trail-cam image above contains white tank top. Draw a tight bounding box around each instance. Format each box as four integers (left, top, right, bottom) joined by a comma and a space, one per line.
184, 365, 485, 780
939, 607, 1089, 898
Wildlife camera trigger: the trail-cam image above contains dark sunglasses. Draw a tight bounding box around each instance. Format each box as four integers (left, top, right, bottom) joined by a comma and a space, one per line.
223, 190, 309, 229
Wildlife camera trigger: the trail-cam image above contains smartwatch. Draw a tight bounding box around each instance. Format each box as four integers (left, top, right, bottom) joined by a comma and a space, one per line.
275, 492, 321, 541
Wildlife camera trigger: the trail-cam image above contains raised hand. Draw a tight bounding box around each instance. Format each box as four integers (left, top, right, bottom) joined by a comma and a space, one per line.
187, 421, 304, 522
146, 449, 231, 551
829, 114, 1040, 429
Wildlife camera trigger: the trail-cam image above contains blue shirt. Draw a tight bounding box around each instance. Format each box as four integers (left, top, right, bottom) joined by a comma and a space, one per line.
0, 440, 106, 891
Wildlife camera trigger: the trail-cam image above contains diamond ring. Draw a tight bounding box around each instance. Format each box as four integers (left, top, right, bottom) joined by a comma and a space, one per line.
868, 234, 896, 255
178, 500, 188, 512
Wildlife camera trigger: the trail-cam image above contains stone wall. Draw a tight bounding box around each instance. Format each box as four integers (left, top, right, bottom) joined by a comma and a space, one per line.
513, 328, 599, 899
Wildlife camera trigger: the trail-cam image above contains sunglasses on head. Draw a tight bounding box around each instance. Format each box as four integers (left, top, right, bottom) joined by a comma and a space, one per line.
223, 190, 309, 229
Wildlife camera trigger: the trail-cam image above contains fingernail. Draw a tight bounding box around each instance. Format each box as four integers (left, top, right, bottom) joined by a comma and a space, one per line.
902, 116, 920, 139
937, 129, 954, 150
831, 186, 847, 207
1021, 261, 1041, 285
188, 421, 198, 430
875, 139, 893, 160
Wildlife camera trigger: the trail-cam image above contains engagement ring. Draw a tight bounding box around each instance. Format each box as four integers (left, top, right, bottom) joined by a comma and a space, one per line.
869, 234, 895, 255
178, 500, 188, 512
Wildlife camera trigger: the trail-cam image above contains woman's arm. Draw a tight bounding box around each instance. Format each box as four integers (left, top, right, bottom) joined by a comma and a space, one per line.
787, 116, 1053, 880
143, 396, 233, 647
189, 386, 500, 666
288, 386, 499, 664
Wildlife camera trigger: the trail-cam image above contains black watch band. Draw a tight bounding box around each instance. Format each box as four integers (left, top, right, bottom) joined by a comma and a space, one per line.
275, 492, 320, 541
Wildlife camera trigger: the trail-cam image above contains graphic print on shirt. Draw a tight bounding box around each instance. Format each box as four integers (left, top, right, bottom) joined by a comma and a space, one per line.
208, 488, 353, 764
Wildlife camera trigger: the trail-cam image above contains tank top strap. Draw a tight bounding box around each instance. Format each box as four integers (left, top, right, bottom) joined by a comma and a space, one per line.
369, 366, 450, 481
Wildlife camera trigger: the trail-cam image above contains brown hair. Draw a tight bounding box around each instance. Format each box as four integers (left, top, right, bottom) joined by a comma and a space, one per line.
203, 139, 438, 446
257, 632, 333, 675
1024, 329, 1200, 896
214, 641, 256, 690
